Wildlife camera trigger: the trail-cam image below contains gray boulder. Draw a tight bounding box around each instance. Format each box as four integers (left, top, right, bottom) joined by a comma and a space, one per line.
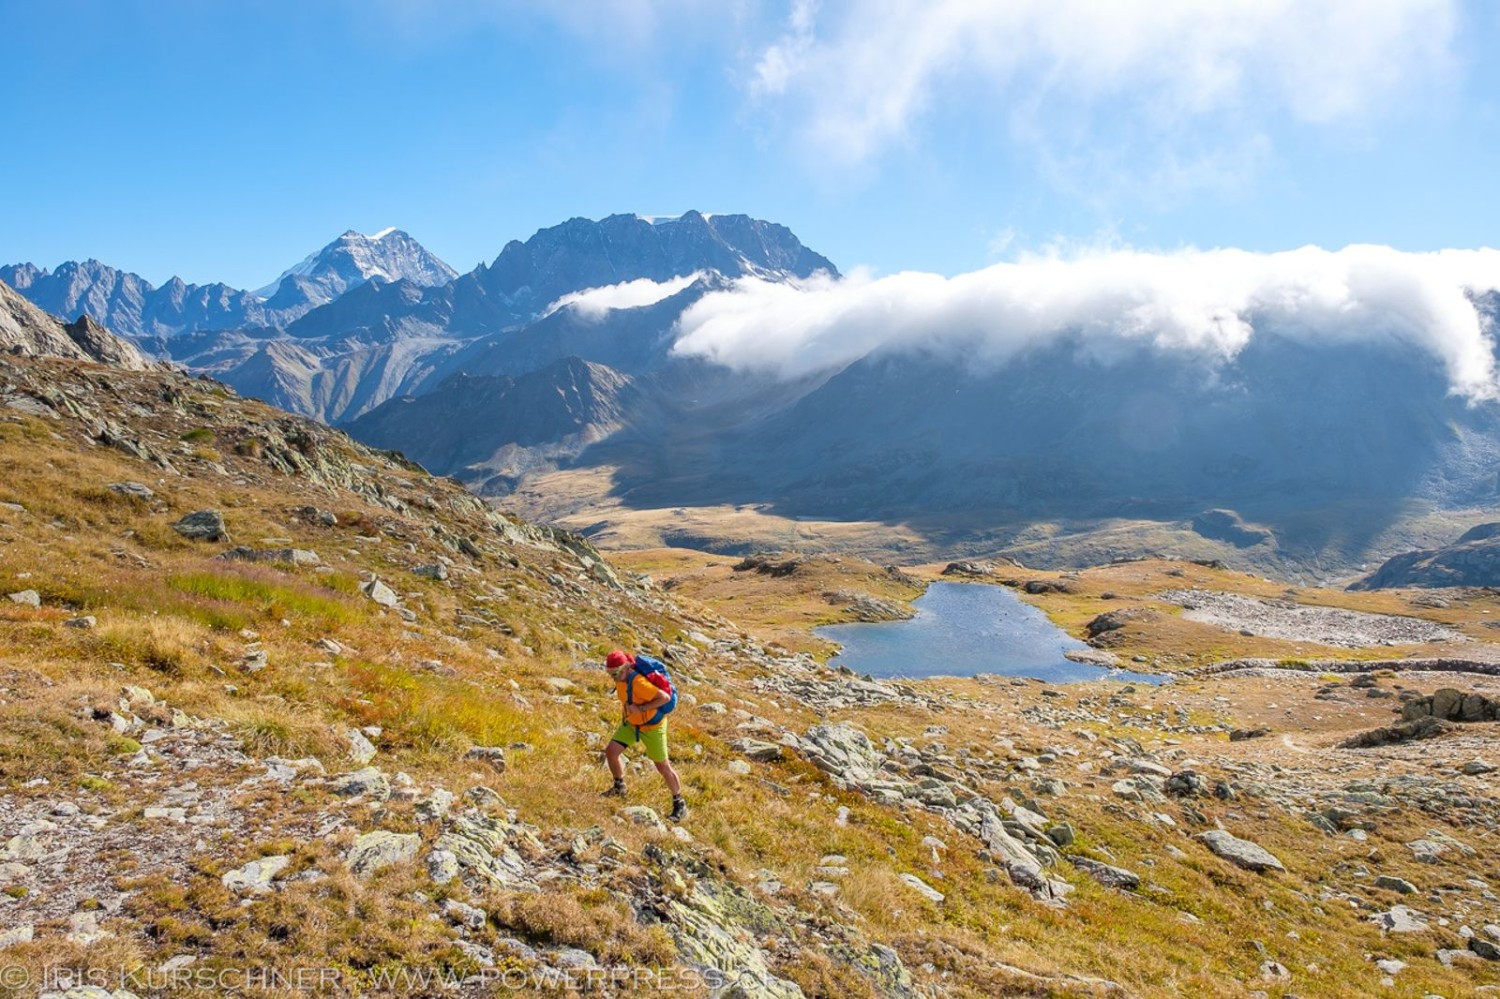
1070, 856, 1142, 890
107, 481, 155, 499
1196, 830, 1285, 872
360, 579, 399, 608
171, 510, 229, 542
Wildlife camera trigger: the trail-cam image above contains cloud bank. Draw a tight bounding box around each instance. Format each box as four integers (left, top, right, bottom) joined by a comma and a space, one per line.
668, 246, 1500, 401
750, 0, 1458, 187
544, 272, 701, 319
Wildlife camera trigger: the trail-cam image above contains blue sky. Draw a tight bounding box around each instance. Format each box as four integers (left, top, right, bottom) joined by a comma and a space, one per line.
4, 0, 1498, 288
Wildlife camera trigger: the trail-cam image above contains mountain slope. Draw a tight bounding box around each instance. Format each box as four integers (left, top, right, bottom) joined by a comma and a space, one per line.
0, 278, 155, 370
345, 356, 635, 493
1351, 522, 1500, 588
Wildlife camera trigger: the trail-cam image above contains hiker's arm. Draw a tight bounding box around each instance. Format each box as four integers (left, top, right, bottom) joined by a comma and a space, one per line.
638, 689, 670, 710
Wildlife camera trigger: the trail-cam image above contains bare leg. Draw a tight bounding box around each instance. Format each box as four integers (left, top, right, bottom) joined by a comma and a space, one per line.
605, 741, 626, 780
655, 759, 681, 796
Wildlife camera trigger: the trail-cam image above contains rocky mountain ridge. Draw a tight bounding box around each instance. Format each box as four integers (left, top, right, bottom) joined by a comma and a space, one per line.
1352, 523, 1500, 589
1, 228, 456, 340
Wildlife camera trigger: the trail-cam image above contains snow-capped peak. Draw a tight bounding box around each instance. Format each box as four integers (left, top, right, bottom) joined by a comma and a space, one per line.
254, 228, 458, 301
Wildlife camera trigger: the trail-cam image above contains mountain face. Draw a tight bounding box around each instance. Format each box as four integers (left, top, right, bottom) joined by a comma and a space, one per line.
255, 228, 458, 309
0, 278, 155, 370
159, 214, 836, 423
0, 259, 267, 338
477, 212, 837, 318
346, 357, 635, 493
1, 228, 455, 340
1350, 523, 1500, 589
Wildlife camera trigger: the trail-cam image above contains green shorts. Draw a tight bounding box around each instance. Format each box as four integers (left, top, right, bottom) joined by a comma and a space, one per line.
611, 722, 668, 763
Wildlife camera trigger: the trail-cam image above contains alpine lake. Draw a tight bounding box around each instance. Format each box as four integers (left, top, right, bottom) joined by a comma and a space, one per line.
817, 581, 1166, 684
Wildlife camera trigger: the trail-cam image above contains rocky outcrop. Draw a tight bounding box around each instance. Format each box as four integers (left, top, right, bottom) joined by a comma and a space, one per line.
1340, 716, 1455, 749
1352, 524, 1500, 589
0, 279, 154, 370
1401, 687, 1500, 723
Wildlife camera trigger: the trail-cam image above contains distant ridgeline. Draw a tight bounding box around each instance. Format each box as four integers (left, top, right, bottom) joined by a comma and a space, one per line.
8, 214, 1500, 577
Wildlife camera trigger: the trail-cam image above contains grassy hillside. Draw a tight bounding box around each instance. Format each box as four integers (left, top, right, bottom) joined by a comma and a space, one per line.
0, 354, 1496, 997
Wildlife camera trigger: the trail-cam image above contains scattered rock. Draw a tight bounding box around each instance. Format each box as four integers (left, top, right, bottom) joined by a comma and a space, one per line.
360, 579, 399, 608
1471, 937, 1500, 961
1070, 856, 1141, 891
731, 738, 785, 763
63, 615, 96, 629
1373, 875, 1417, 895
619, 806, 667, 832
898, 872, 945, 903
1369, 905, 1428, 933
215, 547, 320, 566
106, 481, 155, 499
347, 728, 377, 765
1196, 830, 1285, 873
7, 589, 40, 607
1340, 716, 1454, 748
1402, 687, 1500, 723
171, 510, 229, 542
0, 924, 33, 949
347, 831, 420, 877
426, 849, 459, 884
222, 855, 291, 894
464, 746, 507, 773
331, 767, 390, 800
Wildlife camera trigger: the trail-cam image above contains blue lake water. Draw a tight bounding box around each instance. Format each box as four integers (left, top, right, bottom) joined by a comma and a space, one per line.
818, 581, 1166, 684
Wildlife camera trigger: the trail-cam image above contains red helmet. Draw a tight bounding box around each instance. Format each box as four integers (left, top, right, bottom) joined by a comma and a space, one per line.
604, 649, 634, 670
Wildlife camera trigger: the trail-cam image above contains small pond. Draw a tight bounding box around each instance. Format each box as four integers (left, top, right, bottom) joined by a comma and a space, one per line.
817, 581, 1165, 684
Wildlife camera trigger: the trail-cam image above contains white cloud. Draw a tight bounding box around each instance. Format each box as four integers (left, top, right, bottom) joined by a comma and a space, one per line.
670, 245, 1500, 401
544, 272, 702, 319
748, 0, 1459, 183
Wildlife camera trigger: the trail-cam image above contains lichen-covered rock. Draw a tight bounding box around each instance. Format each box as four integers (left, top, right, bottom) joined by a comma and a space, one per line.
433, 813, 532, 887
347, 831, 420, 877
222, 854, 291, 893
666, 880, 805, 999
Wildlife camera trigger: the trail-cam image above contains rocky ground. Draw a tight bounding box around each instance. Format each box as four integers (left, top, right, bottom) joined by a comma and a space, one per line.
1159, 589, 1468, 649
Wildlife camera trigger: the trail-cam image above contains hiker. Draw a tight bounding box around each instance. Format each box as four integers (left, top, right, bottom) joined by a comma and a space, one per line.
601, 648, 686, 822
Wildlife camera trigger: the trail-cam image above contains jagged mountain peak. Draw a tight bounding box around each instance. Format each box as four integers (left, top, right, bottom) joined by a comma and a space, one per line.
482, 212, 838, 318
254, 228, 457, 302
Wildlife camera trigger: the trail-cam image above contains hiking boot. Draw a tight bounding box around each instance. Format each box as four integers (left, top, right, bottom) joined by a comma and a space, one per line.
669, 795, 688, 822
602, 780, 626, 799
